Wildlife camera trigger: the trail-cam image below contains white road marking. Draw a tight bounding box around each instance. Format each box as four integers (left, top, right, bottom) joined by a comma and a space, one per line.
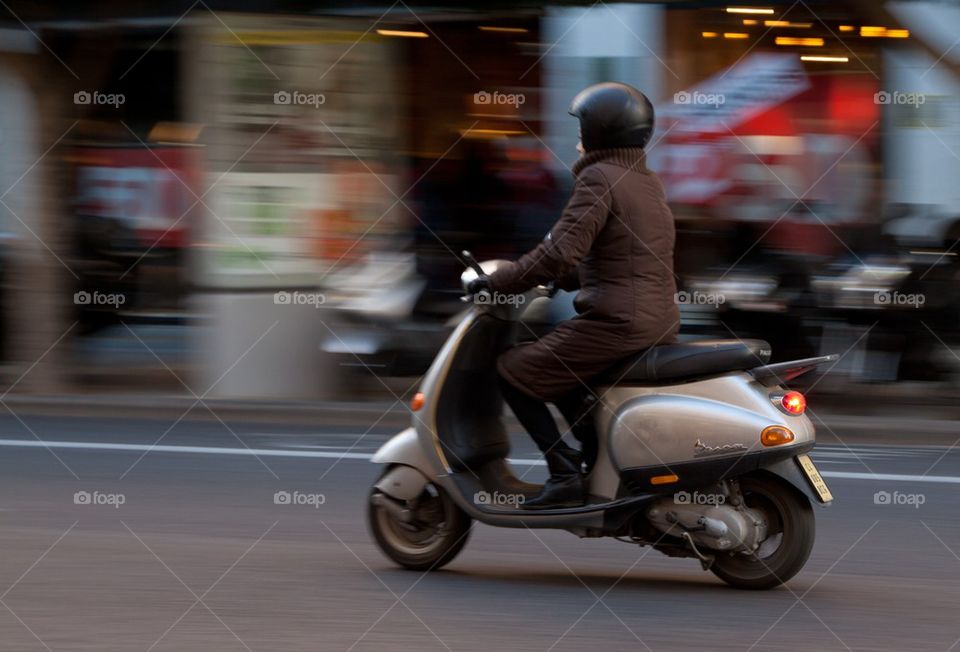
1, 438, 959, 485
0, 439, 373, 461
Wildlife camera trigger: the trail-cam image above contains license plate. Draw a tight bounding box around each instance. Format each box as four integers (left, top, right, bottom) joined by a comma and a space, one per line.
796, 454, 833, 503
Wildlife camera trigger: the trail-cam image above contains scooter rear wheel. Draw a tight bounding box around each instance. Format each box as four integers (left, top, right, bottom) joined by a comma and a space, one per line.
368, 474, 472, 572
710, 473, 815, 590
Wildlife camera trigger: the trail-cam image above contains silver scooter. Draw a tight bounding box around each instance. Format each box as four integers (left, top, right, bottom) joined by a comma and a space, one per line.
368, 253, 836, 589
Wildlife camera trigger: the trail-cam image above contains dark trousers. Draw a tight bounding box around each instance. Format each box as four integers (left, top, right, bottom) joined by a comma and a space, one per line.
498, 375, 598, 469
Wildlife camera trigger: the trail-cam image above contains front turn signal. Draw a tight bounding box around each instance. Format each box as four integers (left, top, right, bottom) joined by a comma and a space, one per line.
410, 392, 425, 411
761, 425, 795, 447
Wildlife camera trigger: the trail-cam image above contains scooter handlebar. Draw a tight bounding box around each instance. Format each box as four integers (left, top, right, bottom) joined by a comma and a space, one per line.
461, 251, 487, 278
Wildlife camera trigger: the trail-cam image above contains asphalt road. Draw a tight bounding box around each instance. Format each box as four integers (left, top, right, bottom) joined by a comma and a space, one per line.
0, 413, 958, 651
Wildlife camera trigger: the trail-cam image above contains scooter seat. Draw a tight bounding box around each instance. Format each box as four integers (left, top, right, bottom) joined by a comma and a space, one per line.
597, 339, 771, 384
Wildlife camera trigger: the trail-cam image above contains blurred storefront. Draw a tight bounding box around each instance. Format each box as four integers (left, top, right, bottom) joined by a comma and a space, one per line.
0, 1, 957, 397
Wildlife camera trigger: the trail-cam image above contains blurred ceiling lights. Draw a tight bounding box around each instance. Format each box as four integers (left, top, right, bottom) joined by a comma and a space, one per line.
775, 36, 824, 46
478, 26, 528, 33
800, 55, 849, 62
376, 29, 428, 38
726, 7, 775, 14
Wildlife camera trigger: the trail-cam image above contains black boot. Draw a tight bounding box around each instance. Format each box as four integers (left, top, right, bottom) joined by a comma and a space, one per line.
522, 448, 585, 510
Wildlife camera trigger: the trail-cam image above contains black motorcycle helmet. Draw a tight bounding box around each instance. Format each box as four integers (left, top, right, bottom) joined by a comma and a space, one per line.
569, 82, 655, 151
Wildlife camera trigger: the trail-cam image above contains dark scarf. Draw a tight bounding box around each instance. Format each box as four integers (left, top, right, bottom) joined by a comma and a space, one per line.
571, 147, 647, 177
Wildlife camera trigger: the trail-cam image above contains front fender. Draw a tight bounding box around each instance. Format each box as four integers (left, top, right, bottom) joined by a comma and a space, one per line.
374, 464, 430, 500
371, 427, 433, 500
371, 427, 432, 467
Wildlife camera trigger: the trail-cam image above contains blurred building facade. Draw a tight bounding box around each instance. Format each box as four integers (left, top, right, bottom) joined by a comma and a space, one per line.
0, 1, 957, 398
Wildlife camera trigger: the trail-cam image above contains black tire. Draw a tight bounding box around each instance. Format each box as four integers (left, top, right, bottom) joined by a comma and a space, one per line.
710, 473, 815, 590
367, 473, 472, 572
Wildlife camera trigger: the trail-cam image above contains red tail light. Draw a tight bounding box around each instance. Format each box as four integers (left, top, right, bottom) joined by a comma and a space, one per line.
780, 391, 806, 415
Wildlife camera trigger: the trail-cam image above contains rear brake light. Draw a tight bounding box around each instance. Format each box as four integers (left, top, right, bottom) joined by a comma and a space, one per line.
780, 391, 806, 415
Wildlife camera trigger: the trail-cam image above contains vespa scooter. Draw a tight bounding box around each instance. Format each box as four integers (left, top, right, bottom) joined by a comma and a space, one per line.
367, 253, 835, 589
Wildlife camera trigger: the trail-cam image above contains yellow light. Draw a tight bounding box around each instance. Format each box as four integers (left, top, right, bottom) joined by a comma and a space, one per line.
743, 19, 758, 25
764, 20, 812, 27
860, 25, 887, 37
459, 128, 526, 137
702, 31, 718, 38
801, 55, 849, 62
376, 29, 428, 38
651, 474, 679, 485
775, 36, 824, 46
725, 6, 775, 14
478, 26, 529, 33
723, 32, 751, 39
761, 425, 796, 447
887, 29, 910, 38
839, 25, 855, 32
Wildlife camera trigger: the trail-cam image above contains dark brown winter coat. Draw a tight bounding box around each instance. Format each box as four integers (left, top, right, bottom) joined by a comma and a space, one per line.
489, 147, 680, 401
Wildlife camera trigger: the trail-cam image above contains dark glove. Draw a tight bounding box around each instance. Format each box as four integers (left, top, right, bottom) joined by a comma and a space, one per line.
466, 275, 492, 298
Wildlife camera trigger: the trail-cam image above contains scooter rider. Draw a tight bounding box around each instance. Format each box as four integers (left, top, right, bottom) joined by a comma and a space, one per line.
467, 82, 681, 509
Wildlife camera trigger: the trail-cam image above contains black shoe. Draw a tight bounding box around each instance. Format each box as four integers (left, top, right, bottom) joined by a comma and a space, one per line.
522, 448, 585, 510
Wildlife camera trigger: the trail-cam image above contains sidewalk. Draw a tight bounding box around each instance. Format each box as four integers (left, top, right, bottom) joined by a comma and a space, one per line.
2, 391, 956, 446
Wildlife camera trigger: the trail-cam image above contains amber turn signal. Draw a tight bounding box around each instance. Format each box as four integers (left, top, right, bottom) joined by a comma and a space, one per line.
410, 392, 425, 411
650, 474, 679, 485
761, 425, 795, 447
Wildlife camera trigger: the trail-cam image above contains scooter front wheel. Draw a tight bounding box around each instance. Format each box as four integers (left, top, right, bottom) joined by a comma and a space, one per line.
367, 471, 472, 571
710, 473, 815, 590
